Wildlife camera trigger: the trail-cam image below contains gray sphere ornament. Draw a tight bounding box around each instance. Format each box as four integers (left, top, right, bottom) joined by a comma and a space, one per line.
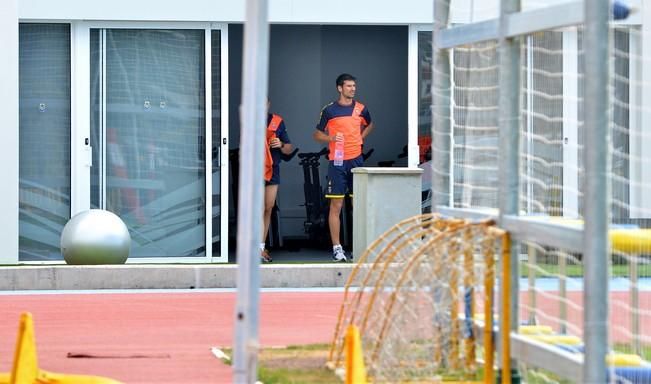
61, 209, 131, 265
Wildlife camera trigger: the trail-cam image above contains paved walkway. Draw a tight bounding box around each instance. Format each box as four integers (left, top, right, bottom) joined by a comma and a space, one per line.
0, 290, 343, 383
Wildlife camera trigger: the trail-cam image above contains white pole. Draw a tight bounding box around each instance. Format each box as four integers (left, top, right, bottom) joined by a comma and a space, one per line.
232, 0, 269, 382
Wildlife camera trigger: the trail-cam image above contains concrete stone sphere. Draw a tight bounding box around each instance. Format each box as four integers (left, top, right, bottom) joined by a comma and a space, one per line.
61, 209, 131, 265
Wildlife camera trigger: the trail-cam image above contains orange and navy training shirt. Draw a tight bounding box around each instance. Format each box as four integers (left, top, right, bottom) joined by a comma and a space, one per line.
264, 113, 290, 181
316, 100, 372, 161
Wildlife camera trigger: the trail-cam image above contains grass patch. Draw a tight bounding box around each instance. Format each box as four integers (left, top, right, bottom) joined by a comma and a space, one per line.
218, 344, 339, 384
524, 263, 636, 278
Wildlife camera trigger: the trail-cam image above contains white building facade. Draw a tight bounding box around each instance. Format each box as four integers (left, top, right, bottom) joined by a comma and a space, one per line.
1, 0, 649, 264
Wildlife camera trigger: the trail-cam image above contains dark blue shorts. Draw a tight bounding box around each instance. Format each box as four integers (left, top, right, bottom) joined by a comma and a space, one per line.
325, 155, 363, 198
265, 165, 280, 186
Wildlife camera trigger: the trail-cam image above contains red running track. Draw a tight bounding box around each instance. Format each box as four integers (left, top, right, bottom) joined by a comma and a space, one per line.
1, 290, 647, 383
0, 291, 343, 384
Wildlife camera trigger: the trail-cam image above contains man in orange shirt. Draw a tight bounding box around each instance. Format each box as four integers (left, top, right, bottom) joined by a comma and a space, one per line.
261, 100, 293, 262
313, 74, 374, 262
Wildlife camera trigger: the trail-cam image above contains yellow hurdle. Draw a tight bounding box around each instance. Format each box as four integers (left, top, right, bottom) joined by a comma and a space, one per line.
518, 325, 553, 335
610, 229, 651, 253
0, 312, 122, 384
524, 334, 582, 346
606, 353, 644, 367
540, 216, 651, 253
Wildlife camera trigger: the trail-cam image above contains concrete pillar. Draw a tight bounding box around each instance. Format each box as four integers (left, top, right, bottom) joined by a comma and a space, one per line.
0, 0, 19, 264
352, 167, 423, 262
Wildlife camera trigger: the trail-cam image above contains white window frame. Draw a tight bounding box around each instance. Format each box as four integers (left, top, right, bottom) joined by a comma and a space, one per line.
561, 28, 579, 218
631, 19, 648, 218
409, 24, 458, 207
408, 24, 430, 170
212, 22, 230, 263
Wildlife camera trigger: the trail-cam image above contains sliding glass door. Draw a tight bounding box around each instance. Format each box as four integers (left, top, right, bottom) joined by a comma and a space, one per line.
87, 24, 227, 260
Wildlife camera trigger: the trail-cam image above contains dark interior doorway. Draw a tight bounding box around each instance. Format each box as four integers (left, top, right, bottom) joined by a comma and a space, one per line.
228, 24, 408, 259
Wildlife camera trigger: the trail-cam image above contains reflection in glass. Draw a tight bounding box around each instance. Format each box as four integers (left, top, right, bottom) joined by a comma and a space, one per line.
91, 29, 101, 209
417, 32, 433, 212
19, 24, 71, 261
91, 29, 206, 257
417, 31, 433, 166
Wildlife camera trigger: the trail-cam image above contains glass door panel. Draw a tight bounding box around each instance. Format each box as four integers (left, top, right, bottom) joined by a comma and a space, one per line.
18, 23, 71, 261
91, 28, 207, 257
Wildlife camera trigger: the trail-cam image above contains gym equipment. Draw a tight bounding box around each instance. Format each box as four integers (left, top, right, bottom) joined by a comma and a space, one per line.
267, 147, 299, 249
298, 148, 331, 246
228, 147, 299, 250
298, 148, 374, 249
60, 209, 130, 265
376, 145, 408, 168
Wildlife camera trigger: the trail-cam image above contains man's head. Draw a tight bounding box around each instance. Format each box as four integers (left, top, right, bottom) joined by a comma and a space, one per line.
336, 73, 356, 100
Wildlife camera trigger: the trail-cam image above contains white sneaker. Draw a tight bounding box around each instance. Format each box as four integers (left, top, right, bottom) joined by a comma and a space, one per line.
332, 246, 347, 263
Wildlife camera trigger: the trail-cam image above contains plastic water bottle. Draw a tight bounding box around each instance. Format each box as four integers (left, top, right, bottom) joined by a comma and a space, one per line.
334, 133, 344, 166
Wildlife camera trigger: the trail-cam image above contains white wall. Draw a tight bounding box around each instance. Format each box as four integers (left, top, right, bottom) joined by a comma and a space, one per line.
0, 0, 19, 264
22, 0, 639, 29
20, 0, 434, 24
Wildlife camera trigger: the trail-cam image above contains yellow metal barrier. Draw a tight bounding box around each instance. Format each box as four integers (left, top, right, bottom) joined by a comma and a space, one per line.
345, 325, 367, 384
501, 234, 512, 384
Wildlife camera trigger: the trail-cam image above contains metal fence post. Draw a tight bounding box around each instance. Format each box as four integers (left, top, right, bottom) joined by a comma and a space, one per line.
233, 0, 269, 382
583, 0, 610, 382
498, 0, 522, 382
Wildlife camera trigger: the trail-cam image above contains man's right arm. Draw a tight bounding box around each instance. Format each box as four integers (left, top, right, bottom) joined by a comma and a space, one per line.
313, 129, 334, 143
314, 104, 335, 143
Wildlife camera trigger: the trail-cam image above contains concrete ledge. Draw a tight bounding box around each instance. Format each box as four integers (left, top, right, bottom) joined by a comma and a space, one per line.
351, 166, 423, 175
0, 264, 354, 291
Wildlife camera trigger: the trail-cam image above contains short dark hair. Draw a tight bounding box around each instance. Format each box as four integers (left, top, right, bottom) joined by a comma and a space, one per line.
336, 73, 356, 87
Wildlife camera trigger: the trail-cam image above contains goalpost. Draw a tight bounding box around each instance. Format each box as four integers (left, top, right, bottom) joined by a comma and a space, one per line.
328, 215, 510, 383
425, 1, 649, 383
330, 1, 651, 383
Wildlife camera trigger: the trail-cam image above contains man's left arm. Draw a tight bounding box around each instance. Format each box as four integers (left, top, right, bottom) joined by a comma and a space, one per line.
361, 122, 374, 140
280, 141, 293, 155
277, 122, 293, 155
360, 107, 374, 140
